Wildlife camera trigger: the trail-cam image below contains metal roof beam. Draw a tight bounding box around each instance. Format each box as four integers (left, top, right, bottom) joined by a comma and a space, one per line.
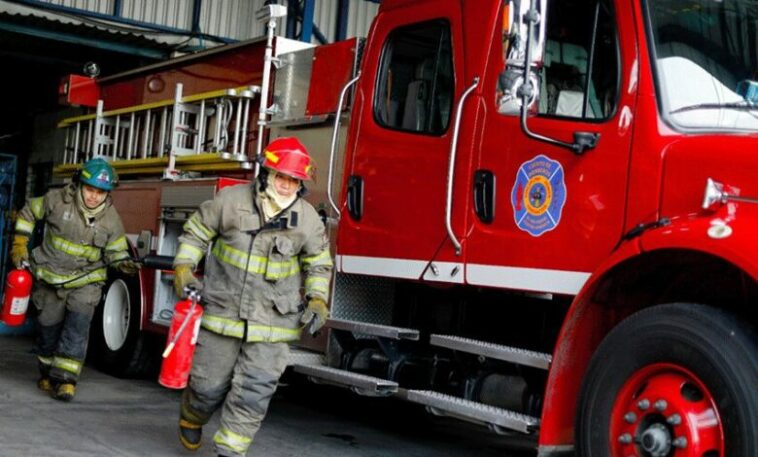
113, 0, 122, 17
5, 0, 234, 44
301, 0, 314, 43
0, 19, 168, 59
285, 0, 323, 44
191, 0, 203, 35
286, 1, 298, 40
336, 0, 349, 41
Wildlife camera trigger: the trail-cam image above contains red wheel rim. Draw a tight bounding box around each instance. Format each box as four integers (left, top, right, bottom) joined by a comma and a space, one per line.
609, 363, 724, 457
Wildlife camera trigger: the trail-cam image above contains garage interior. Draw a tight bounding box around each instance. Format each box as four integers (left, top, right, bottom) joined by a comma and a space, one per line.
0, 0, 378, 283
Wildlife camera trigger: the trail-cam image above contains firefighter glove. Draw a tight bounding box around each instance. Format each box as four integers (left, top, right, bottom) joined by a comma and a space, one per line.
10, 234, 30, 269
174, 263, 201, 298
301, 297, 329, 336
115, 259, 141, 276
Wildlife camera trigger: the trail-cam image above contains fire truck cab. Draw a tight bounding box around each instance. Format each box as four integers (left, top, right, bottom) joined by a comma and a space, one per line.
302, 1, 757, 456
53, 1, 756, 456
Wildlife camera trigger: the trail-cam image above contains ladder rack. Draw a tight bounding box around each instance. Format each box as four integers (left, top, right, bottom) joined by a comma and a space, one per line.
55, 83, 260, 178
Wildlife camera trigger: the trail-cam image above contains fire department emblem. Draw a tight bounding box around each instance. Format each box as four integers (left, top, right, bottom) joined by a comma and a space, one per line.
96, 170, 111, 185
511, 155, 566, 237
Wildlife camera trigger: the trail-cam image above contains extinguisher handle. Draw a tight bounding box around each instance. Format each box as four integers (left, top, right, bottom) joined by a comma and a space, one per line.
186, 287, 201, 303
20, 260, 30, 270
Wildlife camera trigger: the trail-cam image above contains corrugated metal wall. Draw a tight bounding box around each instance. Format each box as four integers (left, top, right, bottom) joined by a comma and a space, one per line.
38, 0, 379, 43
122, 0, 194, 30
44, 0, 110, 14
200, 0, 264, 41
313, 0, 380, 42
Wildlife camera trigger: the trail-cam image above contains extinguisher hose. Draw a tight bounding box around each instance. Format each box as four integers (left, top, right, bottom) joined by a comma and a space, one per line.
162, 291, 200, 358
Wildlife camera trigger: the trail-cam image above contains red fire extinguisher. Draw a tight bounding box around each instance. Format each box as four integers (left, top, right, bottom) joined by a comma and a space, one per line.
159, 289, 203, 389
1, 268, 33, 327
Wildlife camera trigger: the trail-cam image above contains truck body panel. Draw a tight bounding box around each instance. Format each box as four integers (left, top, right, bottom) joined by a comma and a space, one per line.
337, 0, 467, 279
51, 0, 757, 454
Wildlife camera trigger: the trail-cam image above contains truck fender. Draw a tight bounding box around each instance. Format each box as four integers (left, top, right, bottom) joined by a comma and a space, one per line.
539, 204, 758, 448
538, 238, 642, 447
638, 205, 758, 280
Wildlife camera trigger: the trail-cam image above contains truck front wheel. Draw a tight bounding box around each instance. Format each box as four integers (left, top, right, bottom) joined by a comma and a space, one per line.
89, 273, 159, 378
576, 303, 757, 457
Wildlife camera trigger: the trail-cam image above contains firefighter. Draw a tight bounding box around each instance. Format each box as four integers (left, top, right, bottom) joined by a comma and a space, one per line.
172, 137, 332, 456
9, 157, 140, 401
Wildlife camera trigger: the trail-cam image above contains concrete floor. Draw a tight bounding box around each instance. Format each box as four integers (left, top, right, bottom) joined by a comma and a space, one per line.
0, 335, 536, 456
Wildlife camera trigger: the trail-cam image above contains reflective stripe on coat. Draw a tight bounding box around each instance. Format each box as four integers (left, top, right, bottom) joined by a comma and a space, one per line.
174, 184, 332, 342
16, 183, 128, 288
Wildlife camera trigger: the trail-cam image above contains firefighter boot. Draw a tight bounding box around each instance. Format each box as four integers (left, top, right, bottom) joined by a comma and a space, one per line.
53, 382, 76, 402
179, 419, 203, 451
36, 322, 63, 383
37, 377, 53, 393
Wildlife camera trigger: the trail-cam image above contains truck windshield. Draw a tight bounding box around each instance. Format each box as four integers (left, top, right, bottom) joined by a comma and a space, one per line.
646, 0, 757, 131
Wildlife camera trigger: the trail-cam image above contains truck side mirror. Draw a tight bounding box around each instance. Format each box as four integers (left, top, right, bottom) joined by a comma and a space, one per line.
504, 0, 600, 155
497, 0, 546, 115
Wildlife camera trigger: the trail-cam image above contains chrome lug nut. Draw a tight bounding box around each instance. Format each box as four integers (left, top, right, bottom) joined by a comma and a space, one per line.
666, 413, 681, 425
624, 412, 637, 424
618, 433, 633, 444
654, 399, 667, 412
672, 437, 687, 448
638, 399, 650, 410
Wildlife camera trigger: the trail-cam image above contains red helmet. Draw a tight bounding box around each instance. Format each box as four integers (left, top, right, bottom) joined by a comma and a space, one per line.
261, 137, 312, 181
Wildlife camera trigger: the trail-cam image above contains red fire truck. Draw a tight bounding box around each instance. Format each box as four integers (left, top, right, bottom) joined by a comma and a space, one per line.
54, 1, 756, 456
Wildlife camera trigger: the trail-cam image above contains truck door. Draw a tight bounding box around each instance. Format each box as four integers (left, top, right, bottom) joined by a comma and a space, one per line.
336, 2, 462, 281
465, 0, 636, 295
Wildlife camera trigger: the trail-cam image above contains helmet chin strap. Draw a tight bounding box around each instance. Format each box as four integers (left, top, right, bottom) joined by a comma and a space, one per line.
77, 184, 107, 219
260, 172, 298, 220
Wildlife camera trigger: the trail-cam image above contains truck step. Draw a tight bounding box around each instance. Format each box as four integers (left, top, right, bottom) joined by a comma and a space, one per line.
328, 318, 420, 341
405, 390, 540, 434
430, 334, 552, 370
293, 365, 398, 397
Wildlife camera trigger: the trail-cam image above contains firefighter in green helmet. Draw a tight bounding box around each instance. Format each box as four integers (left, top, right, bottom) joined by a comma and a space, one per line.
9, 157, 140, 401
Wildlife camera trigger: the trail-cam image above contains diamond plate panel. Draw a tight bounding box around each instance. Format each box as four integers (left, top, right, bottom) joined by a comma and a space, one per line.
331, 273, 395, 325
287, 348, 325, 367
406, 390, 540, 434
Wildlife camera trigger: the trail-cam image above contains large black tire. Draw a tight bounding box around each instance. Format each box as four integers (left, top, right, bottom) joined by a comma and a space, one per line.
576, 303, 757, 457
88, 272, 160, 378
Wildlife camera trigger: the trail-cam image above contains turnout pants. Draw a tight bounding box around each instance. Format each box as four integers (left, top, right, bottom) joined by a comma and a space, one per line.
181, 328, 290, 457
33, 282, 102, 384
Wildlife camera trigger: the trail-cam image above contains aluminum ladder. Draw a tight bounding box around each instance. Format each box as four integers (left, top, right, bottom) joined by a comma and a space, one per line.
56, 83, 260, 178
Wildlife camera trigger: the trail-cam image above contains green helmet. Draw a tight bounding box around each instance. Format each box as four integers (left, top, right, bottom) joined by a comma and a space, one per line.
79, 158, 117, 191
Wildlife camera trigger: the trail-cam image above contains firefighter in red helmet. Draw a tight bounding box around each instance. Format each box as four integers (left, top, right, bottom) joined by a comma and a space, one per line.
171, 137, 332, 456
9, 158, 140, 401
